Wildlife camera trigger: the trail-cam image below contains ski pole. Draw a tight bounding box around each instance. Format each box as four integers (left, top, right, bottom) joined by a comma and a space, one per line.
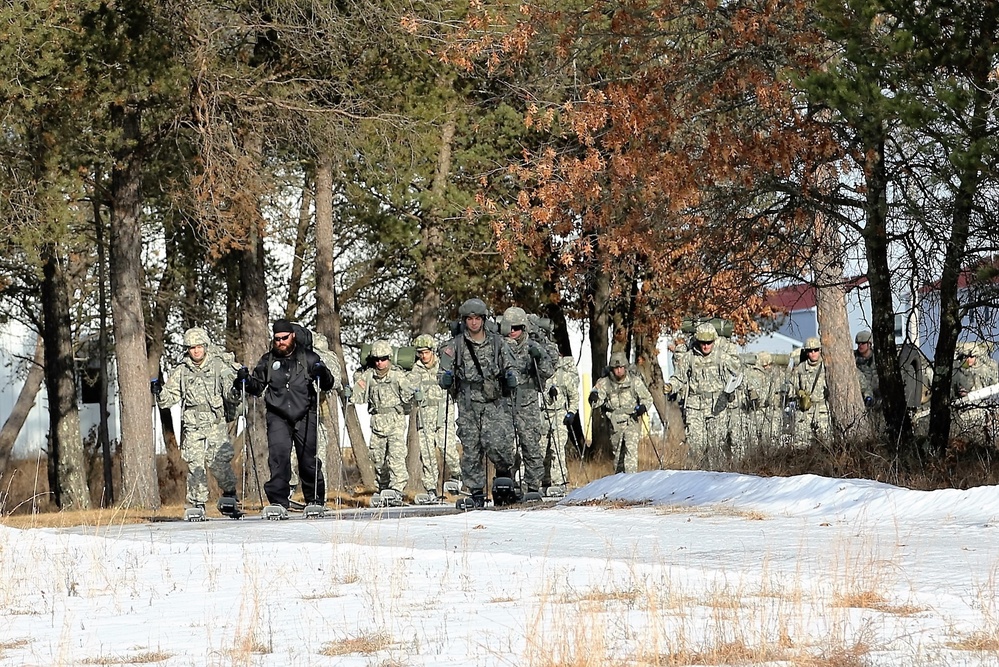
438, 396, 450, 497
541, 389, 567, 488
639, 409, 663, 469
313, 375, 322, 505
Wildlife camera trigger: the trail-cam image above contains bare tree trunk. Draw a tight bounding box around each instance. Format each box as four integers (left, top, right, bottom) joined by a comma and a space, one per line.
41, 245, 91, 510
0, 338, 45, 471
314, 155, 376, 491
588, 251, 612, 459
410, 108, 456, 336
285, 171, 313, 321
109, 105, 158, 509
812, 218, 869, 441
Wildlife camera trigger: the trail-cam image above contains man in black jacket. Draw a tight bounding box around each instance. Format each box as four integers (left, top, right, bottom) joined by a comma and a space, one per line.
236, 319, 334, 508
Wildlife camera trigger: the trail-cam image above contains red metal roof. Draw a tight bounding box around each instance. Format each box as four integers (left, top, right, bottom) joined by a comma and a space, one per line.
766, 276, 870, 313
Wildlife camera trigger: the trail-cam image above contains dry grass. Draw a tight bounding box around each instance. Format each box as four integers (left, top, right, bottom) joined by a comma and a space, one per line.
0, 638, 30, 657
80, 650, 173, 664
319, 632, 394, 657
947, 632, 999, 651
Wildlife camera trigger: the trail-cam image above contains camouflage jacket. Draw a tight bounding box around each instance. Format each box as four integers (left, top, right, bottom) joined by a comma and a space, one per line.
793, 359, 827, 406
668, 345, 742, 411
438, 330, 515, 403
854, 351, 878, 400
504, 333, 554, 407
743, 364, 787, 410
158, 347, 238, 427
352, 366, 411, 415
592, 372, 654, 426
952, 359, 999, 398
543, 356, 581, 415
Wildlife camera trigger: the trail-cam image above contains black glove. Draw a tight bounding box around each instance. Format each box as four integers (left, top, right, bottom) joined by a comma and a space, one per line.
150, 379, 162, 396
864, 395, 875, 408
563, 412, 575, 426
548, 386, 558, 400
528, 343, 544, 361
632, 404, 647, 420
236, 366, 250, 382
505, 370, 519, 389
588, 390, 599, 406
439, 370, 454, 389
311, 361, 327, 380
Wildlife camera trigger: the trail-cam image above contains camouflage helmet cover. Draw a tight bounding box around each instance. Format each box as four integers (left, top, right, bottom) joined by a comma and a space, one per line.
755, 351, 772, 367
183, 327, 210, 347
693, 323, 718, 342
502, 306, 528, 328
413, 334, 436, 351
804, 336, 822, 350
608, 351, 629, 368
458, 298, 488, 318
855, 330, 873, 344
370, 340, 393, 358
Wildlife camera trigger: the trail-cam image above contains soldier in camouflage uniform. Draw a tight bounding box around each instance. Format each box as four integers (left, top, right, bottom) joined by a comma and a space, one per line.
541, 354, 580, 491
666, 323, 742, 469
407, 334, 461, 497
589, 352, 654, 474
352, 340, 412, 494
951, 342, 999, 442
501, 306, 554, 494
740, 351, 785, 455
854, 330, 878, 408
437, 298, 517, 508
791, 336, 830, 448
153, 327, 239, 511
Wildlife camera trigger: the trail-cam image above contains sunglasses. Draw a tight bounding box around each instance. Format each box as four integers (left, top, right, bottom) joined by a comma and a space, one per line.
510, 325, 525, 332
273, 333, 292, 342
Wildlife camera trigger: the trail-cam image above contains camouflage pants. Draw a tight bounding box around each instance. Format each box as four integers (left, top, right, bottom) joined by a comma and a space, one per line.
541, 410, 570, 486
727, 409, 753, 463
369, 413, 409, 493
180, 421, 237, 507
606, 416, 644, 474
793, 403, 830, 449
456, 398, 515, 492
513, 399, 545, 491
416, 408, 461, 492
684, 408, 728, 470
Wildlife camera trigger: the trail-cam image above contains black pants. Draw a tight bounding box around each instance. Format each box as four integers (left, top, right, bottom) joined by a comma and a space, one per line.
264, 409, 325, 506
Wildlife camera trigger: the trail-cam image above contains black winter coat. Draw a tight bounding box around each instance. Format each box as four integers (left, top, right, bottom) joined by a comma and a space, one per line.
245, 346, 334, 422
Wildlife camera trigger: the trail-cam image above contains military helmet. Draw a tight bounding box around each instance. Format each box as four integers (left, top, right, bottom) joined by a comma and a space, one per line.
413, 334, 435, 351
500, 306, 528, 335
183, 327, 210, 348
608, 351, 629, 368
855, 330, 873, 344
756, 351, 772, 367
694, 323, 718, 343
804, 336, 822, 351
370, 340, 393, 359
458, 298, 488, 318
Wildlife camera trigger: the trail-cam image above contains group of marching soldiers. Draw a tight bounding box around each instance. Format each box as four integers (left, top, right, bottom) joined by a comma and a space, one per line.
153, 301, 999, 514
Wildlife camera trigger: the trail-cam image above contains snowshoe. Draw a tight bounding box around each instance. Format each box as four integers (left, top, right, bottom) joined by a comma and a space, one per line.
414, 490, 438, 505
443, 480, 462, 495
261, 504, 289, 520
523, 489, 544, 504
379, 489, 405, 507
492, 477, 519, 506
544, 485, 567, 499
456, 490, 486, 511
303, 501, 326, 518
184, 505, 207, 522
370, 493, 385, 508
217, 495, 243, 519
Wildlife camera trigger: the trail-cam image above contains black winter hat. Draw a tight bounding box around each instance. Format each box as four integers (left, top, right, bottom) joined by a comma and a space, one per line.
273, 319, 295, 334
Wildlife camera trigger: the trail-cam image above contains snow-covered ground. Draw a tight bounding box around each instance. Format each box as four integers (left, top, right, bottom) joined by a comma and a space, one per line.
3, 470, 999, 666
